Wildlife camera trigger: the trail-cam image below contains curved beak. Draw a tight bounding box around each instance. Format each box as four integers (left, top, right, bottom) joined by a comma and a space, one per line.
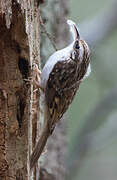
73, 25, 80, 40
67, 20, 80, 41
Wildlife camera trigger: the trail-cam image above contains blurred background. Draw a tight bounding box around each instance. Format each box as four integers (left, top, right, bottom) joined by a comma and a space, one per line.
67, 0, 117, 180
41, 0, 117, 179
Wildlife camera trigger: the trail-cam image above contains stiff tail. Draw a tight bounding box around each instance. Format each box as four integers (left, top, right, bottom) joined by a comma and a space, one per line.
67, 19, 80, 41
30, 124, 50, 169
30, 105, 51, 169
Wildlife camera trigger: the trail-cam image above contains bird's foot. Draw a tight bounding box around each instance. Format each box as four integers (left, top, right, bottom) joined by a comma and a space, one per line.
24, 63, 44, 92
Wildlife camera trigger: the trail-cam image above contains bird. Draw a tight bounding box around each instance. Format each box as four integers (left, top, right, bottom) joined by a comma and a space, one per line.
30, 19, 91, 169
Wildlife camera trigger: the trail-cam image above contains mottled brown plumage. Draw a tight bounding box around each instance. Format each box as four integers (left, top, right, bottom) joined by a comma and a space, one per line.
46, 40, 90, 133
30, 20, 91, 169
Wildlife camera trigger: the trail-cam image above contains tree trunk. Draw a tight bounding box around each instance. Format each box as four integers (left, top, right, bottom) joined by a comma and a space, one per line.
0, 4, 29, 180
0, 0, 40, 179
0, 0, 69, 179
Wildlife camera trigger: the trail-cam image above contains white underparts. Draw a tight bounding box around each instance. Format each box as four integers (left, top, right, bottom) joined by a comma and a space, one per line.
40, 20, 86, 89
82, 63, 91, 80
40, 42, 74, 89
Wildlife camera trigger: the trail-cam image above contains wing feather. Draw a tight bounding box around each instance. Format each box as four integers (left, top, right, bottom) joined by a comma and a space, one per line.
45, 59, 80, 130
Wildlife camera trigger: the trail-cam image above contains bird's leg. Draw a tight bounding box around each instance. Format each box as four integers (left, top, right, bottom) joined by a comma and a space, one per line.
24, 64, 44, 92
32, 64, 41, 87
32, 64, 44, 92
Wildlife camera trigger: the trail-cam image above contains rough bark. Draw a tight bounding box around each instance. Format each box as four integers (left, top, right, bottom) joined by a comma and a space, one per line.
0, 0, 69, 179
0, 0, 40, 179
0, 3, 29, 179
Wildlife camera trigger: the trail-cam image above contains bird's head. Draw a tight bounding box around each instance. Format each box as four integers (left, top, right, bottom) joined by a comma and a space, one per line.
67, 20, 90, 62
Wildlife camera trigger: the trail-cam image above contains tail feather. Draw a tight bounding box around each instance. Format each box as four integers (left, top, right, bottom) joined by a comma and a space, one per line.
30, 124, 50, 169
30, 104, 51, 169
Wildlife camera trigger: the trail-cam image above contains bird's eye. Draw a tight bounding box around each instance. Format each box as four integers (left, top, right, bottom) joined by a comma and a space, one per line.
75, 44, 80, 49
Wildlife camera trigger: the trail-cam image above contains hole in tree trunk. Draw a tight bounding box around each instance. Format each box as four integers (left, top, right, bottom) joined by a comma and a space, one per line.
18, 57, 29, 79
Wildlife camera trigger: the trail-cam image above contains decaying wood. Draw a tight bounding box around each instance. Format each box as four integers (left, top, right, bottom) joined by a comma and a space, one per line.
0, 0, 40, 179
0, 3, 29, 179
0, 0, 69, 179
